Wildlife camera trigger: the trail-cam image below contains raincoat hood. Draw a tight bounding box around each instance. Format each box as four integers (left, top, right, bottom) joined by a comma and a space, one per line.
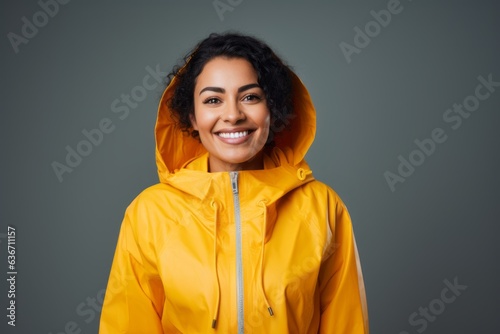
154, 62, 317, 200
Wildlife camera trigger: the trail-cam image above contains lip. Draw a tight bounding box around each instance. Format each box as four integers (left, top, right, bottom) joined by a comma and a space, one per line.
214, 128, 254, 145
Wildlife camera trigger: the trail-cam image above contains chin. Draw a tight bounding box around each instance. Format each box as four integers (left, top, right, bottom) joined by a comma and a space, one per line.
223, 155, 254, 164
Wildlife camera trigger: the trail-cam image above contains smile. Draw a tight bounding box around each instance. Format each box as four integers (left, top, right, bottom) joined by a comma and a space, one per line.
217, 131, 250, 139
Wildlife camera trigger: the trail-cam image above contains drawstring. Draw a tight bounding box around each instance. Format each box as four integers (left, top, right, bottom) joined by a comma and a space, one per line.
211, 200, 221, 329
210, 199, 274, 329
259, 200, 274, 317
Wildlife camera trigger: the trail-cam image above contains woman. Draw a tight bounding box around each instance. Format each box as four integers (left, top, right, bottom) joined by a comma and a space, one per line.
99, 32, 369, 333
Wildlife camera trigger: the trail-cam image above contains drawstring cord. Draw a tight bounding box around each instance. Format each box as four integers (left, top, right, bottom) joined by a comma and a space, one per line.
211, 200, 221, 329
211, 199, 275, 329
259, 200, 274, 316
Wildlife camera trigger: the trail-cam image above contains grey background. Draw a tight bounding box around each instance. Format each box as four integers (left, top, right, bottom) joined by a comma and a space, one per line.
1, 0, 499, 333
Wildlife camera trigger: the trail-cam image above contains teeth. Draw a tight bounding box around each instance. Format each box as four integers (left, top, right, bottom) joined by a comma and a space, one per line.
218, 131, 249, 139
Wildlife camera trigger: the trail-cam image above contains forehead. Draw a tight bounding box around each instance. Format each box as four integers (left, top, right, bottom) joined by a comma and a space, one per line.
195, 57, 258, 88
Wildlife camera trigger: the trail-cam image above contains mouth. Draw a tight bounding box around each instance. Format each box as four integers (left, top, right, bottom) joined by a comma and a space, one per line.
216, 130, 252, 139
214, 129, 255, 144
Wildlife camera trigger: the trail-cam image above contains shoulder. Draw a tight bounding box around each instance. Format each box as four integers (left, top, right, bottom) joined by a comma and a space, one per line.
299, 179, 345, 203
120, 183, 196, 244
294, 179, 351, 222
128, 182, 184, 208
123, 182, 191, 223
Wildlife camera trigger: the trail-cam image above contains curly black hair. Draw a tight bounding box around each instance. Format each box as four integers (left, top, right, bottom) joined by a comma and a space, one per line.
165, 32, 294, 145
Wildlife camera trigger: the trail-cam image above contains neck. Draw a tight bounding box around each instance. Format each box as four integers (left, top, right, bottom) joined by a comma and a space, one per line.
208, 152, 264, 172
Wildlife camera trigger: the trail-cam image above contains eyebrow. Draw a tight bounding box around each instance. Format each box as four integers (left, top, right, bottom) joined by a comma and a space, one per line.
199, 83, 260, 95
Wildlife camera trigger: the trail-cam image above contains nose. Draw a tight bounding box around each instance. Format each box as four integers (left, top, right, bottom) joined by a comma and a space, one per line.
221, 99, 245, 124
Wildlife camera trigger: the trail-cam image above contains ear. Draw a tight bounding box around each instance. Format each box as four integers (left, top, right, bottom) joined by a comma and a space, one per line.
189, 113, 198, 130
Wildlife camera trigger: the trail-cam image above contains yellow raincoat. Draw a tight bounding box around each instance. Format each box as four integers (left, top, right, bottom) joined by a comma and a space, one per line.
99, 63, 369, 333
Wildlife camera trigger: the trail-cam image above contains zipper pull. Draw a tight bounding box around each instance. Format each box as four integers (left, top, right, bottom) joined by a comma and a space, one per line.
230, 172, 239, 194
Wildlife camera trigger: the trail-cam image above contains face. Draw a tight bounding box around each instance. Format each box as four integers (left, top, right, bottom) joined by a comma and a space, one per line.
191, 57, 271, 172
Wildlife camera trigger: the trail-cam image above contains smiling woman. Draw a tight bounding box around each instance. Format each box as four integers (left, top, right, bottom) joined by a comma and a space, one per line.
192, 57, 271, 172
99, 32, 369, 333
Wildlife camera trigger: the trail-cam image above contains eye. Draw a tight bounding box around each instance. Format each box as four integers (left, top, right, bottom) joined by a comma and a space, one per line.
242, 94, 262, 102
203, 97, 221, 104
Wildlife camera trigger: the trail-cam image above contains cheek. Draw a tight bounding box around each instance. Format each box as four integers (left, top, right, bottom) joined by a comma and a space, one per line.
192, 103, 209, 130
193, 107, 218, 135
262, 112, 271, 131
257, 113, 271, 146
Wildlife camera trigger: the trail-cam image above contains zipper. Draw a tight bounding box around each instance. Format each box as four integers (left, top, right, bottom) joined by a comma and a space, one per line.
230, 171, 245, 334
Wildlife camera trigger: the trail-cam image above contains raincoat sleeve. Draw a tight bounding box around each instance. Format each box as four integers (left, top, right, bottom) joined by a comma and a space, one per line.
318, 191, 369, 333
99, 197, 165, 333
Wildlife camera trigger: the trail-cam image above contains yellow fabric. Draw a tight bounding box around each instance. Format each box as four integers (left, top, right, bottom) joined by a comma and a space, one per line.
99, 64, 369, 333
